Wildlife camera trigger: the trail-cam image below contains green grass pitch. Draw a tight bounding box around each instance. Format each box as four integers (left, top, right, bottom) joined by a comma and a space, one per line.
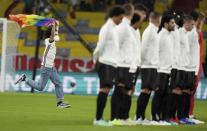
0, 93, 207, 131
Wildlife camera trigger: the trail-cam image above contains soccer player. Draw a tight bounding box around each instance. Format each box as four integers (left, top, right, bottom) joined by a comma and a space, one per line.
116, 4, 148, 126
167, 11, 184, 125
178, 11, 201, 124
93, 6, 125, 126
189, 11, 205, 124
135, 12, 161, 124
110, 3, 136, 125
15, 21, 71, 108
133, 4, 149, 124
151, 12, 175, 125
169, 14, 195, 125
118, 13, 142, 125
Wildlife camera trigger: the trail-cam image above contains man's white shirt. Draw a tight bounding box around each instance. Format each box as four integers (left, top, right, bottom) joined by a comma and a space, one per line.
177, 27, 190, 71
93, 18, 119, 67
41, 38, 56, 68
141, 23, 159, 69
157, 28, 174, 74
115, 17, 140, 72
186, 27, 200, 75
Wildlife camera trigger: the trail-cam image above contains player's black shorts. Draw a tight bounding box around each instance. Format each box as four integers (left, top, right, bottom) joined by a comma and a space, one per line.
95, 62, 116, 88
178, 70, 186, 89
170, 69, 180, 89
155, 72, 170, 91
141, 68, 157, 90
184, 71, 196, 91
115, 67, 135, 90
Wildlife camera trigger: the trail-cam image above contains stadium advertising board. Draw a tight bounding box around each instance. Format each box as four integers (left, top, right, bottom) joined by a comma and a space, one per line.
4, 71, 207, 100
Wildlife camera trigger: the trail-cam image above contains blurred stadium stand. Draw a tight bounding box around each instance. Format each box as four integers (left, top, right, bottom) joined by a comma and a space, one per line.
0, 0, 207, 73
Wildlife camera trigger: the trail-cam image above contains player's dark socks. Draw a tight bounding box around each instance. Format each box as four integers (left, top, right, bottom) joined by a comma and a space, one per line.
183, 92, 191, 118
111, 89, 118, 120
170, 93, 179, 119
152, 90, 163, 121
186, 93, 191, 118
111, 86, 123, 120
122, 94, 132, 119
96, 92, 108, 120
177, 94, 183, 119
136, 92, 150, 120
180, 93, 187, 119
163, 92, 172, 121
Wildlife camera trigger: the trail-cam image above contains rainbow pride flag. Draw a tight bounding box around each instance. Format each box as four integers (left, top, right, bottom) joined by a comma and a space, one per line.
9, 14, 56, 28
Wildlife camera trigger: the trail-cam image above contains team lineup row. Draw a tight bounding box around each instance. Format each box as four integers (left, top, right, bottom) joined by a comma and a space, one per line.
93, 3, 205, 126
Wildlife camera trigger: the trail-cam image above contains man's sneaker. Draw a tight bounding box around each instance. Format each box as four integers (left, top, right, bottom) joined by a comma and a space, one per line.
159, 121, 172, 126
149, 120, 164, 126
122, 118, 136, 126
109, 119, 125, 126
175, 117, 180, 123
57, 101, 71, 108
93, 119, 112, 126
179, 118, 195, 125
141, 119, 151, 125
14, 74, 26, 84
135, 118, 143, 125
187, 118, 197, 124
189, 118, 205, 124
135, 118, 151, 125
169, 118, 179, 125
189, 116, 204, 124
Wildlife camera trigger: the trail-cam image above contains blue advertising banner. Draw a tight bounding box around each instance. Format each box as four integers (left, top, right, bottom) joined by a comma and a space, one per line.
4, 71, 207, 100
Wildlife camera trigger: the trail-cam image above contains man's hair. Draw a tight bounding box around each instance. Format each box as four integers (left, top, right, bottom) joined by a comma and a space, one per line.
45, 26, 52, 39
131, 13, 141, 25
123, 3, 134, 16
183, 15, 194, 22
158, 11, 174, 33
149, 11, 161, 20
134, 4, 148, 12
108, 5, 125, 18
190, 10, 199, 21
174, 10, 184, 28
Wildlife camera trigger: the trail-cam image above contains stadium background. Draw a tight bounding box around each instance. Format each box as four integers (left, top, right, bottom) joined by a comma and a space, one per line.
0, 0, 207, 99
0, 1, 207, 131
1, 0, 207, 99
